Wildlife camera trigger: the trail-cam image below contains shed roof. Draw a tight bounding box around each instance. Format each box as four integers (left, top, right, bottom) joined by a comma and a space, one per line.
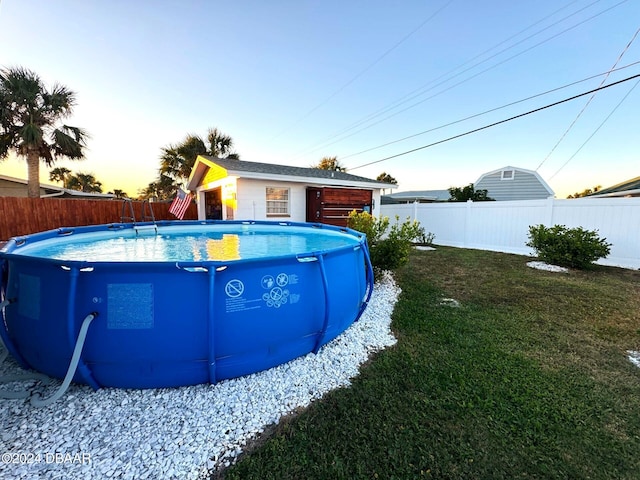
187, 156, 395, 190
382, 189, 451, 203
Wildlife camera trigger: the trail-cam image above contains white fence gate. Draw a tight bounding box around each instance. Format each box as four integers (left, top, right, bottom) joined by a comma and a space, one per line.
380, 197, 640, 270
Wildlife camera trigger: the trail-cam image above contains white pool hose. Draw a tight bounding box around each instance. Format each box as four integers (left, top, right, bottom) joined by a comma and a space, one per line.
30, 312, 97, 407
0, 304, 97, 406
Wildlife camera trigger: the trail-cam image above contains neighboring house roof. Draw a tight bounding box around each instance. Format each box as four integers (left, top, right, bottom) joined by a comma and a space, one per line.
382, 189, 451, 204
475, 166, 554, 201
0, 174, 116, 199
187, 155, 396, 190
587, 175, 640, 198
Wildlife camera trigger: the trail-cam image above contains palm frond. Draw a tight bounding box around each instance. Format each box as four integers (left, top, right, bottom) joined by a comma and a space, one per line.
20, 123, 44, 146
42, 83, 76, 117
51, 126, 87, 160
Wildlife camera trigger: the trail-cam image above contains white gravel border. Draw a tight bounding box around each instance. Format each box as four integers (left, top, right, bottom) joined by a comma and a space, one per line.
628, 351, 640, 368
0, 272, 400, 479
526, 261, 569, 273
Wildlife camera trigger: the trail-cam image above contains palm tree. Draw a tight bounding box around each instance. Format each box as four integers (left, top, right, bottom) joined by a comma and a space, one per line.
159, 135, 205, 181
206, 127, 240, 159
110, 189, 128, 199
377, 172, 398, 195
65, 172, 102, 193
314, 156, 346, 172
376, 172, 397, 185
139, 174, 176, 201
158, 127, 240, 191
0, 67, 88, 197
49, 166, 71, 184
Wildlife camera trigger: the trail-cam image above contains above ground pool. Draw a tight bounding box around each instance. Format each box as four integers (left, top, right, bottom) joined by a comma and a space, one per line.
0, 220, 373, 390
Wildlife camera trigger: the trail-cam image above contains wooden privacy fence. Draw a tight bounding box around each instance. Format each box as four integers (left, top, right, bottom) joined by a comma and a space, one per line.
380, 197, 640, 270
0, 197, 197, 241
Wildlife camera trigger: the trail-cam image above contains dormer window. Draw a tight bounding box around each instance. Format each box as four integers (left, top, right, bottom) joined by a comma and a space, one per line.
501, 169, 514, 180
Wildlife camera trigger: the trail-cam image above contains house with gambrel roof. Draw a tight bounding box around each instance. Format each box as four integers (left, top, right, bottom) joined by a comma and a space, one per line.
186, 156, 395, 226
475, 166, 554, 201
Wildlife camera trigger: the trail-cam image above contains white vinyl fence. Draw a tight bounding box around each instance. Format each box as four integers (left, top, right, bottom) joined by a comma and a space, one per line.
380, 197, 640, 270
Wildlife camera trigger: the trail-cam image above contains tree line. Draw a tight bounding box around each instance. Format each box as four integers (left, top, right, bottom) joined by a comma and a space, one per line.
1, 67, 399, 200
6, 66, 592, 202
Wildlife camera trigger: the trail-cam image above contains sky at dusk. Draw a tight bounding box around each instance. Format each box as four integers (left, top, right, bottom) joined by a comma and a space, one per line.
1, 0, 638, 198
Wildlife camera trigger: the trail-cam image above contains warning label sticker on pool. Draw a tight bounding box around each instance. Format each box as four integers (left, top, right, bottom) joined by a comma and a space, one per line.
260, 273, 300, 309
224, 273, 300, 313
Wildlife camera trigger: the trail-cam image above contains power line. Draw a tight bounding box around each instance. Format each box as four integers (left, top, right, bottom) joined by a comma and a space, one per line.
294, 0, 589, 157
339, 60, 640, 161
549, 78, 640, 180
309, 0, 629, 157
347, 72, 640, 171
294, 0, 625, 159
536, 25, 640, 171
269, 0, 454, 142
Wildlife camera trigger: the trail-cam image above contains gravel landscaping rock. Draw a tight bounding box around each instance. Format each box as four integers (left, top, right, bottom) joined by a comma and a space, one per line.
0, 272, 399, 479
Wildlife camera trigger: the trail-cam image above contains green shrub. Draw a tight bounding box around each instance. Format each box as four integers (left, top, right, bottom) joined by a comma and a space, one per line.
526, 224, 612, 269
370, 236, 411, 271
346, 210, 388, 245
416, 230, 436, 246
348, 211, 424, 270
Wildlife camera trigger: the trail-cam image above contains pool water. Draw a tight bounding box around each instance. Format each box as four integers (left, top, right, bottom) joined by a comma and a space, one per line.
11, 224, 359, 262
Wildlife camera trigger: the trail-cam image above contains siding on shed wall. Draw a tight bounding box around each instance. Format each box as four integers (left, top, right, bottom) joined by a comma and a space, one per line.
193, 171, 384, 222
235, 179, 381, 222
236, 178, 307, 222
476, 170, 551, 201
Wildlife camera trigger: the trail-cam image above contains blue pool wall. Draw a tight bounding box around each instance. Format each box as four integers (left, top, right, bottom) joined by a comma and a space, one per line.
0, 220, 373, 389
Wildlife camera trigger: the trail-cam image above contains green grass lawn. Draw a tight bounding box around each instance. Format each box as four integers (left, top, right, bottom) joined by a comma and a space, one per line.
218, 247, 640, 479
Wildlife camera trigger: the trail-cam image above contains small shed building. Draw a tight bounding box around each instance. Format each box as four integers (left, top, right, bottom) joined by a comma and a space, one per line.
186, 156, 395, 226
475, 166, 554, 201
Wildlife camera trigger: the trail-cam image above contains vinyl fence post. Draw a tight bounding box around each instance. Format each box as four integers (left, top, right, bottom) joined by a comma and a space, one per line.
545, 196, 555, 226
464, 199, 473, 248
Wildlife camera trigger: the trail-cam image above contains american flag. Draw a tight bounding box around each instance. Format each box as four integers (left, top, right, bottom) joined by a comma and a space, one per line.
169, 188, 191, 220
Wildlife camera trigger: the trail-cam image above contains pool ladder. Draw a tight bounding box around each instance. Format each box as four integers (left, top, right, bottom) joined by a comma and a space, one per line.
120, 199, 158, 235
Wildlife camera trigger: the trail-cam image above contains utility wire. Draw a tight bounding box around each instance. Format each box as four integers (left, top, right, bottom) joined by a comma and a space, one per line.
269, 0, 454, 141
549, 78, 640, 180
347, 72, 640, 171
308, 0, 629, 158
294, 0, 624, 159
293, 0, 588, 156
340, 60, 640, 161
536, 25, 640, 171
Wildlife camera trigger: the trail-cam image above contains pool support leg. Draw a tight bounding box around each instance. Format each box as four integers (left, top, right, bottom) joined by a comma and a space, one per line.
355, 241, 375, 322
66, 267, 100, 391
207, 267, 217, 384
312, 254, 330, 354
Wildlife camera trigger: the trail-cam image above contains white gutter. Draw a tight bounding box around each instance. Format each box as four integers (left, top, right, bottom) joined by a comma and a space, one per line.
40, 191, 65, 198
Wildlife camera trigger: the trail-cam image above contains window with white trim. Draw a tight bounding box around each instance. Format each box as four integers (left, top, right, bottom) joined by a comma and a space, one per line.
266, 187, 290, 216
501, 169, 515, 180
